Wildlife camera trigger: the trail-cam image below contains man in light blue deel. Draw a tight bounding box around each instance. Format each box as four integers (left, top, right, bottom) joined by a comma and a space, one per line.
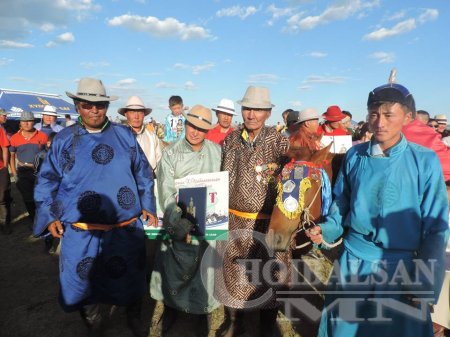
307, 81, 449, 337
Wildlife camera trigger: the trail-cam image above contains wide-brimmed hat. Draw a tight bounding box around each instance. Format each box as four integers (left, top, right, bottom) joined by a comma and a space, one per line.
212, 98, 237, 116
237, 86, 274, 109
118, 96, 152, 116
41, 105, 58, 117
66, 77, 118, 102
20, 111, 34, 121
182, 105, 214, 130
322, 105, 346, 122
367, 83, 416, 113
296, 108, 319, 124
435, 114, 447, 125
0, 109, 7, 116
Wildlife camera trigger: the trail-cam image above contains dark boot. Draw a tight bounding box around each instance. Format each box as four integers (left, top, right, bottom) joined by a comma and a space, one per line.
259, 308, 279, 337
126, 300, 148, 337
161, 305, 178, 333
80, 304, 104, 336
221, 307, 244, 337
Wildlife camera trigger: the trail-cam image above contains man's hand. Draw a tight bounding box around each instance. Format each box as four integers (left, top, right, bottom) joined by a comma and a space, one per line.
305, 225, 323, 245
48, 220, 64, 238
142, 209, 158, 227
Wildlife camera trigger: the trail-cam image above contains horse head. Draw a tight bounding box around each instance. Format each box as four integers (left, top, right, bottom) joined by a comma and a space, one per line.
266, 142, 336, 252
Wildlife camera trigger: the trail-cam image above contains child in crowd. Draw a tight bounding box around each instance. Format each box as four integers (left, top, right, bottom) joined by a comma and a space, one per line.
163, 95, 186, 143
34, 132, 57, 254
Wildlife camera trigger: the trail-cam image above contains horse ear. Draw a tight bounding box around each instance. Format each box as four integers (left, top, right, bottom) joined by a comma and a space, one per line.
310, 142, 332, 163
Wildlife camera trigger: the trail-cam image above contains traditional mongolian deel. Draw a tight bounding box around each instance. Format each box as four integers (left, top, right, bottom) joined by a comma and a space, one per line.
318, 136, 449, 337
215, 126, 291, 309
150, 138, 222, 314
33, 121, 155, 311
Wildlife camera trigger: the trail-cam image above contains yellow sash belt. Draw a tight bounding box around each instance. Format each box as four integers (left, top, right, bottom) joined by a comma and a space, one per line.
72, 217, 138, 231
229, 209, 271, 220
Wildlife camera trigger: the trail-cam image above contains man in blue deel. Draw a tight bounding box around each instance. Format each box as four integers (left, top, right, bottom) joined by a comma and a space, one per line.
33, 78, 157, 337
307, 80, 449, 337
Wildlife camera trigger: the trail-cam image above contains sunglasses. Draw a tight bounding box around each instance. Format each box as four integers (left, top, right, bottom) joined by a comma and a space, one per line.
429, 124, 439, 128
79, 102, 108, 110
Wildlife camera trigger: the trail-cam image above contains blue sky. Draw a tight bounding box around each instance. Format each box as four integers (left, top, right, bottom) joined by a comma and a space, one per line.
1, 0, 449, 124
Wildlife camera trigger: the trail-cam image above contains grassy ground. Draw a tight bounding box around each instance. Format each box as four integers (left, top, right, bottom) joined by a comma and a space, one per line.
0, 183, 336, 337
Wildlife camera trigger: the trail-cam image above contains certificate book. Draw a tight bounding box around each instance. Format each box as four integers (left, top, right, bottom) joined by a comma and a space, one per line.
178, 187, 207, 237
144, 171, 229, 240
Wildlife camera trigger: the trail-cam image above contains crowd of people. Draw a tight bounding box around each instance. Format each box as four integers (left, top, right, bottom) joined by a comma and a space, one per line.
0, 76, 449, 337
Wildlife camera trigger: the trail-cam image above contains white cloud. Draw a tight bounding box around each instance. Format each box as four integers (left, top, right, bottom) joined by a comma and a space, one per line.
173, 62, 215, 75
303, 75, 346, 85
216, 6, 258, 20
192, 62, 215, 75
248, 73, 279, 84
308, 51, 327, 58
40, 23, 56, 32
45, 31, 75, 47
184, 81, 196, 90
9, 76, 33, 82
364, 18, 416, 40
266, 4, 296, 26
298, 85, 311, 91
370, 51, 395, 63
108, 15, 214, 40
290, 101, 302, 107
0, 0, 99, 42
80, 61, 110, 69
0, 57, 14, 66
155, 82, 176, 89
385, 10, 406, 22
117, 78, 137, 86
56, 0, 100, 11
418, 8, 438, 24
0, 39, 33, 48
286, 0, 379, 31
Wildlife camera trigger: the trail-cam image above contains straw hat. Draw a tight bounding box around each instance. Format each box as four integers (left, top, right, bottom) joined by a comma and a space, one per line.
435, 114, 447, 125
296, 108, 319, 124
182, 105, 214, 130
66, 77, 118, 102
118, 96, 152, 116
20, 111, 34, 121
212, 98, 237, 116
322, 105, 346, 122
237, 86, 274, 109
41, 105, 58, 117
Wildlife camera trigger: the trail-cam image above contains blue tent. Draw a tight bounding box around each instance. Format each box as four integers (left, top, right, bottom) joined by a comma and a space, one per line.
0, 88, 77, 118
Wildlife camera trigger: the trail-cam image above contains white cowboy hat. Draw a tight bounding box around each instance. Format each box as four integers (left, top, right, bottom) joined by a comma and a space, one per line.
182, 105, 214, 130
41, 105, 58, 117
118, 96, 152, 116
66, 77, 118, 102
237, 86, 274, 109
212, 98, 237, 116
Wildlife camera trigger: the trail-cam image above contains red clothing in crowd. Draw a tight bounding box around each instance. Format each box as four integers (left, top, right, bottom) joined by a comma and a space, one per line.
317, 124, 350, 136
205, 124, 234, 146
0, 127, 10, 169
403, 119, 450, 182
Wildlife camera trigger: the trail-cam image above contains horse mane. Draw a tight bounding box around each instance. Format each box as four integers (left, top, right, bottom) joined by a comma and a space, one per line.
289, 128, 322, 151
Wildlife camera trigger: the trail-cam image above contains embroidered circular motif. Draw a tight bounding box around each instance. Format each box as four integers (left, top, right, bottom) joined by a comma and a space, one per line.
76, 257, 95, 280
105, 256, 127, 279
50, 200, 63, 218
91, 144, 114, 165
77, 191, 102, 215
117, 186, 136, 210
60, 149, 75, 171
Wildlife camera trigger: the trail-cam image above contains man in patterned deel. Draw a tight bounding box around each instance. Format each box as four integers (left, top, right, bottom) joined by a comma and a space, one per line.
33, 77, 157, 337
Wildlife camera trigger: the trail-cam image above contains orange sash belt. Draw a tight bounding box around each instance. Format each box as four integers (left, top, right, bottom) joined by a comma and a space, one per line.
72, 217, 138, 231
229, 209, 271, 220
